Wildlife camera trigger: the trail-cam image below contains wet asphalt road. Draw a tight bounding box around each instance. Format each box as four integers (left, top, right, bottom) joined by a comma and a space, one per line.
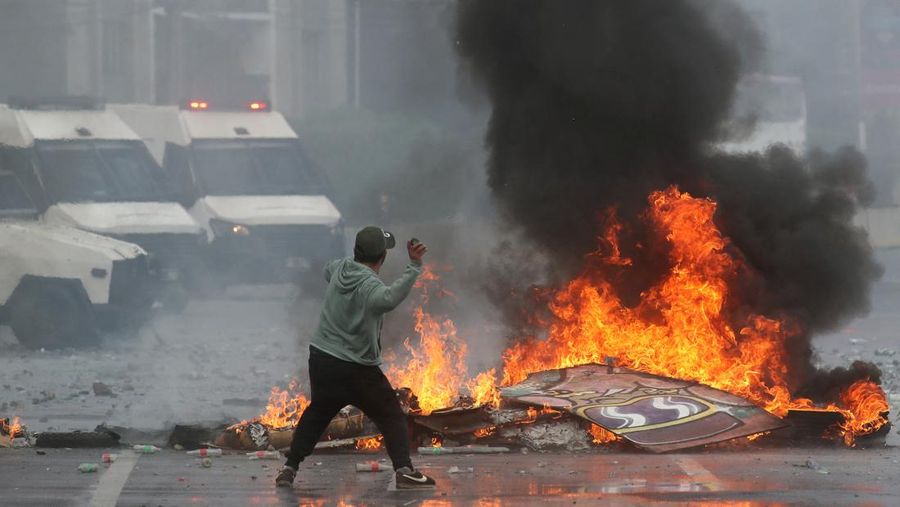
1, 446, 898, 506
3, 249, 900, 505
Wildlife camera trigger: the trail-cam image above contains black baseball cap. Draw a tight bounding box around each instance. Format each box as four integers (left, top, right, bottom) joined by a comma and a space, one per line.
354, 226, 396, 259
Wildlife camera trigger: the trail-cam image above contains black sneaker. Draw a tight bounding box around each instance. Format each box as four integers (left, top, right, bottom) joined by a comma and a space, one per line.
275, 466, 297, 488
395, 467, 436, 490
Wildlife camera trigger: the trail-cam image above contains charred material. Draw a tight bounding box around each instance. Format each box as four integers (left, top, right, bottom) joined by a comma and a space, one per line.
35, 426, 120, 448
167, 423, 229, 451
217, 406, 381, 451
457, 0, 883, 413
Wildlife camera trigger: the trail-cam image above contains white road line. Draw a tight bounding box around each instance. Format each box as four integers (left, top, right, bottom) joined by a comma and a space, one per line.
672, 456, 722, 492
90, 451, 140, 507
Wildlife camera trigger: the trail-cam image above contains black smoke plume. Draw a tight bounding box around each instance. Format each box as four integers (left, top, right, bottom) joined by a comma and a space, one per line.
456, 0, 882, 397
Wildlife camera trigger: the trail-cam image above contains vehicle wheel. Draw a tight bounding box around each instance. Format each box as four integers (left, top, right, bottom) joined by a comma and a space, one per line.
9, 283, 99, 349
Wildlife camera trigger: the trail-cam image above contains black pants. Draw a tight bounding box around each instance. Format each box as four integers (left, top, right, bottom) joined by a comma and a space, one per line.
284, 346, 413, 471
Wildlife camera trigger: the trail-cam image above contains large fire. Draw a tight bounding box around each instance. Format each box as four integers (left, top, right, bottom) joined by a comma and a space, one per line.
249, 187, 887, 445
386, 306, 469, 414
385, 266, 498, 414
500, 186, 888, 441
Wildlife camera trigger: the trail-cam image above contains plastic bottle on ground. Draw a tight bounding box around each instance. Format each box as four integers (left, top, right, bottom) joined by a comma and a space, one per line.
132, 444, 161, 454
246, 450, 280, 460
186, 448, 222, 457
355, 462, 388, 472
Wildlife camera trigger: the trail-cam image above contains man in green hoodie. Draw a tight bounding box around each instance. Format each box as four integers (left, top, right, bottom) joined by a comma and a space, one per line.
276, 226, 436, 490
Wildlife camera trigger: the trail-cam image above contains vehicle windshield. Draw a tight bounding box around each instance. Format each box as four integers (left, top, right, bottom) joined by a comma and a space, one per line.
36, 140, 171, 203
0, 172, 36, 214
192, 140, 324, 196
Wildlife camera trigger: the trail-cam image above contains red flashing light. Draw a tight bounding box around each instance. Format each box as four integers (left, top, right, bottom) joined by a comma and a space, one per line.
188, 100, 209, 110
248, 101, 268, 111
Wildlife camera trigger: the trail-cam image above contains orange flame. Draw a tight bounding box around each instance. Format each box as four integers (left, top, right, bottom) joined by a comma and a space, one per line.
254, 381, 310, 430
474, 426, 496, 438
467, 368, 501, 408
588, 424, 618, 444
2, 417, 23, 443
387, 265, 497, 413
247, 189, 887, 446
839, 380, 889, 444
386, 307, 468, 414
355, 435, 383, 450
500, 186, 888, 440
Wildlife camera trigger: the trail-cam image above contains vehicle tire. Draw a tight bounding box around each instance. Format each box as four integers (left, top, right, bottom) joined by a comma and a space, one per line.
9, 282, 100, 350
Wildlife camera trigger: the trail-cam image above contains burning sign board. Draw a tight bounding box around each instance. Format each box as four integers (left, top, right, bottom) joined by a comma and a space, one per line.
501, 364, 785, 452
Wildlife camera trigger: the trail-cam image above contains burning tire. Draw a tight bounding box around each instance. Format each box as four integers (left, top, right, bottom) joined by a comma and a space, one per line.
8, 280, 99, 349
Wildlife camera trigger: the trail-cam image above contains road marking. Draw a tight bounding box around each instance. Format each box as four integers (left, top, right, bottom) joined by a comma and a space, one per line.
90, 451, 139, 507
672, 456, 722, 492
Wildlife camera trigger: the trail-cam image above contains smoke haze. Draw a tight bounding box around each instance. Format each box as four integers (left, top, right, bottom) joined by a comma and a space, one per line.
456, 0, 882, 395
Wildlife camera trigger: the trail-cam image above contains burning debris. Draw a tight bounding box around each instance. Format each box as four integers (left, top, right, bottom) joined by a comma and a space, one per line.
1, 417, 28, 448
220, 198, 889, 453
501, 364, 785, 453
35, 426, 120, 449
214, 1, 892, 452
450, 0, 890, 446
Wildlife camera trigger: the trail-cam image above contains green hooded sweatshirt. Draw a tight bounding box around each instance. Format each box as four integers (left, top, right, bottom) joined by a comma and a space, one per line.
310, 257, 422, 365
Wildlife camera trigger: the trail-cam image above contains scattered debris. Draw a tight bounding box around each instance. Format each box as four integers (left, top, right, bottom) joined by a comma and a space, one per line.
501, 364, 786, 452
215, 422, 272, 451
36, 427, 120, 449
217, 406, 378, 451
447, 466, 474, 474
201, 458, 212, 468
92, 382, 115, 397
31, 391, 55, 405
1, 417, 29, 448
186, 448, 222, 457
776, 410, 846, 445
414, 405, 494, 436
314, 437, 368, 450
356, 462, 389, 472
105, 426, 169, 448
795, 459, 829, 474
168, 424, 228, 451
78, 463, 99, 473
101, 453, 118, 464
247, 451, 280, 460
133, 444, 161, 454
417, 445, 510, 455
500, 419, 593, 452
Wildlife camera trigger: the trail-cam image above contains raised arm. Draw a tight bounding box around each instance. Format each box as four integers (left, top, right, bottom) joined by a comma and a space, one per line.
367, 239, 428, 312
368, 262, 422, 312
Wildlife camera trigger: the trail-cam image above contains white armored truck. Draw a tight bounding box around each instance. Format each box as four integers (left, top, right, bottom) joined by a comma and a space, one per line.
0, 169, 152, 349
113, 100, 345, 286
0, 97, 205, 308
